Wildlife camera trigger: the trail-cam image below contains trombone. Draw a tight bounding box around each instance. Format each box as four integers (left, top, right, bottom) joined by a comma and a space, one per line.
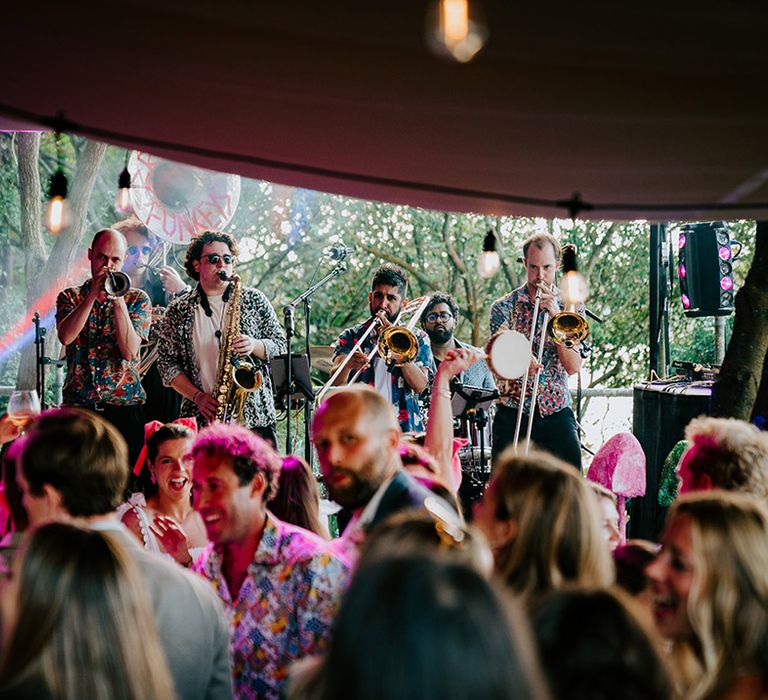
484, 282, 589, 455
316, 296, 431, 404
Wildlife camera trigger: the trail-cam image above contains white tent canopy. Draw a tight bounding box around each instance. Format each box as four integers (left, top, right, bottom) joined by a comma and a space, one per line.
3, 1, 768, 221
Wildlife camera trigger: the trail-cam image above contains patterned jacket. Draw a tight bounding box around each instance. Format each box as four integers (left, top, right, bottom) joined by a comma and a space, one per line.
193, 513, 350, 700
56, 282, 151, 406
157, 285, 286, 428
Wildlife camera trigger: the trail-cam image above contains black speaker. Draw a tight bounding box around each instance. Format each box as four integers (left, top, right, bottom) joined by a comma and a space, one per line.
677, 222, 735, 318
629, 382, 711, 540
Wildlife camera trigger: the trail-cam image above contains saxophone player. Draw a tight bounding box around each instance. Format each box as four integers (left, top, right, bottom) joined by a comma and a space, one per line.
157, 231, 286, 447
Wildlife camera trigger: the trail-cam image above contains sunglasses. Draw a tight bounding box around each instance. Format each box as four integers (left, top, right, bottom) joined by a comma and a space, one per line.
127, 245, 152, 256
425, 311, 453, 323
205, 254, 234, 265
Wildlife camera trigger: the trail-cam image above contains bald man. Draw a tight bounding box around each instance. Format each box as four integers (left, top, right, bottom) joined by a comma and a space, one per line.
312, 385, 443, 557
56, 228, 151, 463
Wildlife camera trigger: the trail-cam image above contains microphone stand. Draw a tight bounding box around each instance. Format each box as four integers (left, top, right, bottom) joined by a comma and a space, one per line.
34, 311, 65, 410
283, 258, 348, 461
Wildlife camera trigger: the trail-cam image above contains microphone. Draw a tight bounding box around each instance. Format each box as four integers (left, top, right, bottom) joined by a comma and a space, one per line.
328, 244, 353, 261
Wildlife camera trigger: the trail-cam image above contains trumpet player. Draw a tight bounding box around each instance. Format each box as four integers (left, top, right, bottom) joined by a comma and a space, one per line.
157, 231, 286, 447
489, 233, 583, 470
331, 264, 434, 433
56, 228, 151, 464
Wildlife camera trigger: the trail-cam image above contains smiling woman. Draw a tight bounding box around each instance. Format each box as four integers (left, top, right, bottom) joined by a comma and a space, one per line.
646, 491, 768, 699
117, 420, 208, 566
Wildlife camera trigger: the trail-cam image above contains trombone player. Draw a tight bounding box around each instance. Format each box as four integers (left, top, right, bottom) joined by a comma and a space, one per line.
489, 233, 583, 470
56, 228, 151, 465
330, 263, 434, 433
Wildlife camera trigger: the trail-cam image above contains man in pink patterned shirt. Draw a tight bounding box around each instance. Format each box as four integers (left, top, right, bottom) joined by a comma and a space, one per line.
489, 233, 583, 469
191, 423, 349, 700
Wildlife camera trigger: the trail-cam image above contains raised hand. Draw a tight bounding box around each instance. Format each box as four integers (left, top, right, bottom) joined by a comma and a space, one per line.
151, 514, 193, 566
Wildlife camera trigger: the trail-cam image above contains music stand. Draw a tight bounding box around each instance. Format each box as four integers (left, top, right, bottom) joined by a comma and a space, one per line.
270, 353, 314, 411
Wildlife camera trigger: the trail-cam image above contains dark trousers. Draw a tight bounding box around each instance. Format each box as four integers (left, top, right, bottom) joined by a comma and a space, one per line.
492, 404, 582, 471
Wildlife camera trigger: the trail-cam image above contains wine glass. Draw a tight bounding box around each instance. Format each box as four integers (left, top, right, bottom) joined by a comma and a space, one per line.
7, 390, 41, 433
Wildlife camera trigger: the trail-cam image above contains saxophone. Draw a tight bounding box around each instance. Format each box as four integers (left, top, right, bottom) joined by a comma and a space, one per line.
214, 274, 263, 424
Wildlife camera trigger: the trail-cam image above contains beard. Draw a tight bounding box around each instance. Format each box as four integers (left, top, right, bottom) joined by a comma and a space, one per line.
426, 327, 452, 345
325, 467, 381, 510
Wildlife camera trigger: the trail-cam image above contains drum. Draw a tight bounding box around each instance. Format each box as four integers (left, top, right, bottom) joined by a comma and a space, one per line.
457, 446, 493, 518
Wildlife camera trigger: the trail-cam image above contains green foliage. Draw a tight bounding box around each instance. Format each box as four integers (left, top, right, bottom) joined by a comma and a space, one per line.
0, 136, 757, 397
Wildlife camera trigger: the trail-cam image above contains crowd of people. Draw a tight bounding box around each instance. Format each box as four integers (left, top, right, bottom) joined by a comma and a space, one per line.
0, 225, 767, 699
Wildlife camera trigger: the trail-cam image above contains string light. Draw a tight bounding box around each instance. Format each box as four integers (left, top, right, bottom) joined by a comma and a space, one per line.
45, 132, 69, 234
560, 244, 588, 306
115, 151, 132, 213
427, 0, 487, 63
477, 229, 500, 278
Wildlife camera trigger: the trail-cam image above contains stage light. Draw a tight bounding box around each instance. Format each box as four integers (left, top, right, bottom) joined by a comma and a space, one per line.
477, 229, 500, 278
677, 222, 735, 317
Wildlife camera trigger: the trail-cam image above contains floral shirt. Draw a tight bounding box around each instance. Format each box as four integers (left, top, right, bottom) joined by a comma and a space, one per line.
157, 286, 286, 429
334, 320, 435, 432
193, 514, 350, 700
56, 282, 151, 405
489, 285, 577, 416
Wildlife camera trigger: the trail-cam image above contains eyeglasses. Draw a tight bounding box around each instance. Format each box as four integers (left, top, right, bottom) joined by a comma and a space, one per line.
205, 254, 234, 265
425, 311, 453, 323
127, 245, 152, 256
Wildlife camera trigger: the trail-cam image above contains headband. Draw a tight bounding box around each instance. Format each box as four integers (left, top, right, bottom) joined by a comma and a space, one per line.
132, 417, 198, 476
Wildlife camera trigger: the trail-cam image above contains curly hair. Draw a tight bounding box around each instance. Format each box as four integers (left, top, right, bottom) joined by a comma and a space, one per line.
420, 291, 459, 324
191, 423, 281, 501
183, 230, 239, 281
682, 416, 768, 499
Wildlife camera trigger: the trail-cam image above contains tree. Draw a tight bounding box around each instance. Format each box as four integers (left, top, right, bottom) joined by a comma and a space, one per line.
712, 221, 768, 419
14, 134, 106, 390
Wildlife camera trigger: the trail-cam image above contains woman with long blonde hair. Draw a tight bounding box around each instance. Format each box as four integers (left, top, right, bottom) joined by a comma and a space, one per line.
646, 491, 768, 699
472, 448, 613, 602
0, 522, 176, 700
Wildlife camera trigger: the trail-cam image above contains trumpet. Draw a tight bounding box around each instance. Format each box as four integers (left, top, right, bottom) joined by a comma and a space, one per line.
105, 270, 132, 297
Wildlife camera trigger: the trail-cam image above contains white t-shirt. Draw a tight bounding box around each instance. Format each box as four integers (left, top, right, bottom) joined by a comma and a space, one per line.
373, 356, 393, 405
194, 295, 227, 394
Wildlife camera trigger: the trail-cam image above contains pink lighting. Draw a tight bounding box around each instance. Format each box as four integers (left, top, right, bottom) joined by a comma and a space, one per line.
679, 264, 686, 279
678, 233, 686, 249
681, 294, 691, 309
720, 276, 734, 291
718, 246, 732, 261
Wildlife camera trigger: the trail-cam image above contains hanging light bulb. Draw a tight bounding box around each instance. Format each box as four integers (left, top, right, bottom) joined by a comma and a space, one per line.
46, 167, 69, 234
560, 244, 589, 306
45, 131, 70, 234
114, 150, 132, 213
478, 229, 500, 278
427, 0, 487, 63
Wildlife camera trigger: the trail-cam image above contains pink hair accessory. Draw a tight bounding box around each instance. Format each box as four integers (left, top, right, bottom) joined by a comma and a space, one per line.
587, 432, 646, 544
132, 417, 198, 476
